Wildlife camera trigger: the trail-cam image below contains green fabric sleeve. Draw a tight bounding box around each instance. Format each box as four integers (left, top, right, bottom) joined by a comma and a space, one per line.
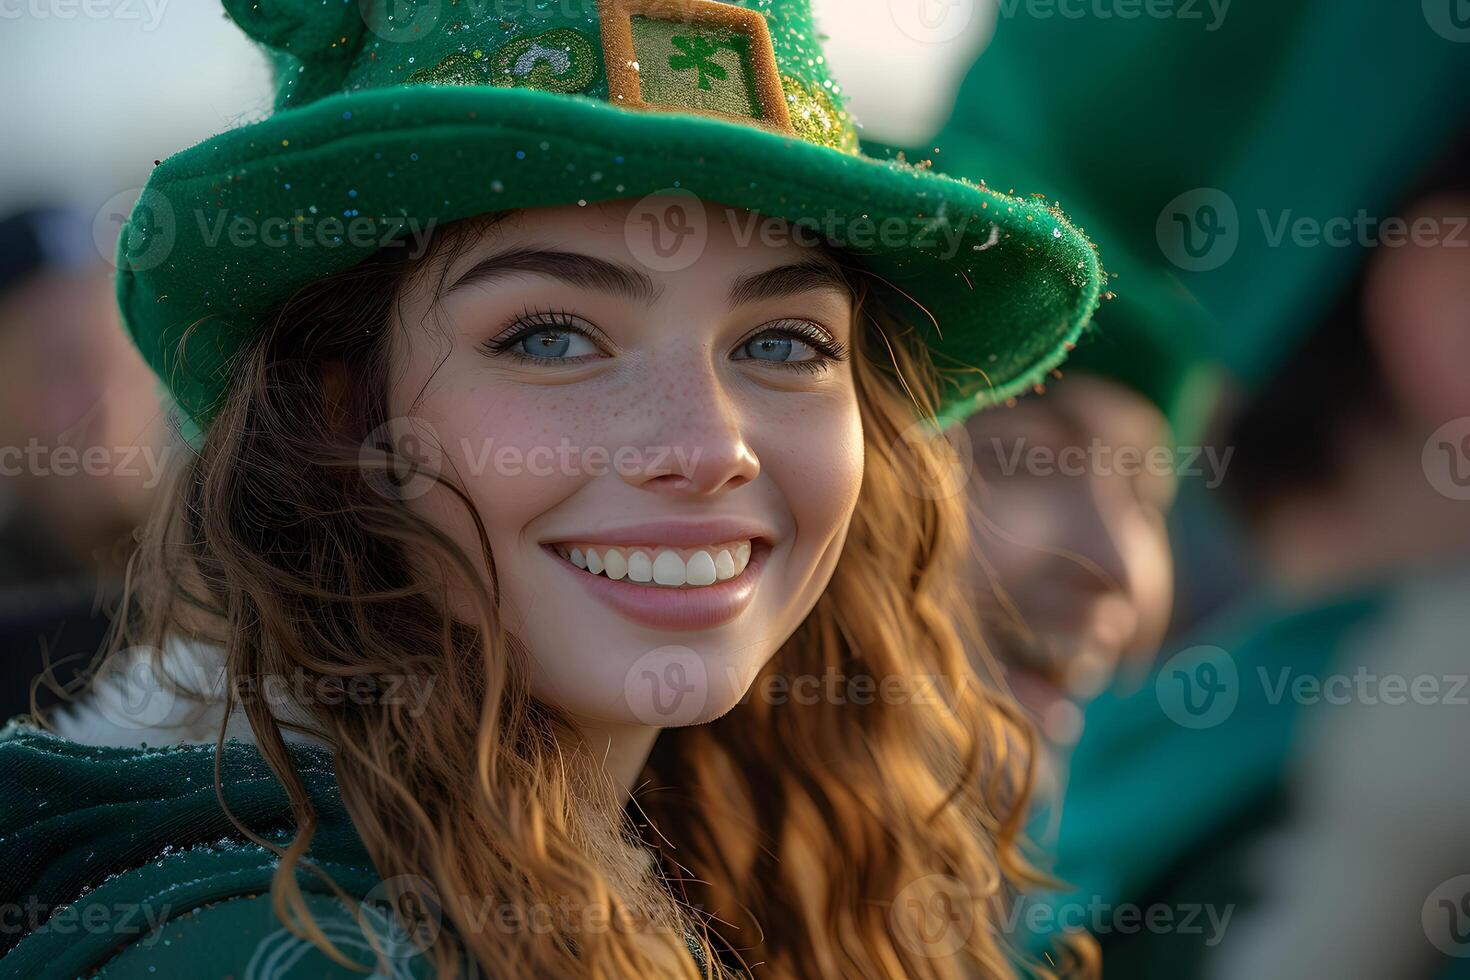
93, 891, 386, 979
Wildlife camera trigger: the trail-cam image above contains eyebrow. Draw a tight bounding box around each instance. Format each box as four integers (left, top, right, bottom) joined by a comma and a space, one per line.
443, 248, 663, 303
727, 259, 853, 308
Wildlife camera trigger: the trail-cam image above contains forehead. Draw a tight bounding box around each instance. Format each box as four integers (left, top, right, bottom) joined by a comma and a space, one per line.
440, 197, 832, 276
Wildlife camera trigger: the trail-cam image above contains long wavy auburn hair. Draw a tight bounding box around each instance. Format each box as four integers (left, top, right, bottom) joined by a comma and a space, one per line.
91, 213, 1080, 979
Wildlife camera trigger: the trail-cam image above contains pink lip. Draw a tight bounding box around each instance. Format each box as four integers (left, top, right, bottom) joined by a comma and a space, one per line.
544, 541, 771, 631
541, 519, 776, 550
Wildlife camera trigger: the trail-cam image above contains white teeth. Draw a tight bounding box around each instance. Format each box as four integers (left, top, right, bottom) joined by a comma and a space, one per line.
556, 540, 756, 589
652, 550, 686, 586
686, 551, 717, 586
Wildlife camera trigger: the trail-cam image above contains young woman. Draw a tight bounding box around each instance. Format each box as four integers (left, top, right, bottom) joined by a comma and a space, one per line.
0, 1, 1103, 977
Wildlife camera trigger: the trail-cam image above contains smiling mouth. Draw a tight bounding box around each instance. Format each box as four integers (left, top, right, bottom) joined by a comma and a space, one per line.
547, 539, 756, 590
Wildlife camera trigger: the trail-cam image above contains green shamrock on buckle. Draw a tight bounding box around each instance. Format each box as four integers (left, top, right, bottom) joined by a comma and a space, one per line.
668, 32, 749, 91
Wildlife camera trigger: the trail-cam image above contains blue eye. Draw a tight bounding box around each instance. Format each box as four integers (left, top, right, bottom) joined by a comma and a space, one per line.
484, 312, 606, 363
733, 319, 846, 371
744, 334, 806, 362
515, 328, 599, 359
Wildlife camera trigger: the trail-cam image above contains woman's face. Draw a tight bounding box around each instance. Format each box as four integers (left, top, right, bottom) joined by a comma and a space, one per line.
384, 199, 864, 731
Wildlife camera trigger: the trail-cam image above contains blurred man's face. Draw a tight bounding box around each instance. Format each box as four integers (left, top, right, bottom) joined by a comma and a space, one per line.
962, 374, 1176, 743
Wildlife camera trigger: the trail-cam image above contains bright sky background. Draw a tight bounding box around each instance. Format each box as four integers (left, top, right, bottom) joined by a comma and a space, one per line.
0, 0, 996, 217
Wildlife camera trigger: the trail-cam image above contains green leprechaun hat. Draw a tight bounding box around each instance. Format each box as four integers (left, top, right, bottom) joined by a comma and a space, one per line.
115, 0, 1104, 426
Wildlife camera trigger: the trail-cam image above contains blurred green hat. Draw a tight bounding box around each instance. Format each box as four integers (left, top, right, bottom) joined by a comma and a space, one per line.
931, 1, 1470, 397
113, 0, 1106, 429
909, 130, 1222, 443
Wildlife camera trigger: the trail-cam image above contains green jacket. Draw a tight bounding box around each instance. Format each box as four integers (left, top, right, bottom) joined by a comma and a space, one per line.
0, 725, 732, 978
0, 724, 420, 978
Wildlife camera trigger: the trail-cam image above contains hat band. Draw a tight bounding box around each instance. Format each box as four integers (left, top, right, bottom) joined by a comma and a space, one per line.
399, 0, 858, 153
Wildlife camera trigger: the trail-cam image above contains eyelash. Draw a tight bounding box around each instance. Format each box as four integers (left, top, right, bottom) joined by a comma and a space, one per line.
740, 319, 850, 374
481, 308, 611, 364
480, 311, 850, 372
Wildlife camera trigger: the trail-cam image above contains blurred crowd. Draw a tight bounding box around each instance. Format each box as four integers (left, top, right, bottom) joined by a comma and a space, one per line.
4, 1, 1469, 976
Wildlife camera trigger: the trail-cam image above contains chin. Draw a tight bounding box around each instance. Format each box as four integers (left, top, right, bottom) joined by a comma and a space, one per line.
512, 615, 777, 730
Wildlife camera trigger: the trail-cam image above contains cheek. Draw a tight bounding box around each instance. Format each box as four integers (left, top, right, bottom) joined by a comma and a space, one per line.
975, 478, 1081, 579
1121, 509, 1175, 643
759, 392, 865, 543
396, 368, 600, 613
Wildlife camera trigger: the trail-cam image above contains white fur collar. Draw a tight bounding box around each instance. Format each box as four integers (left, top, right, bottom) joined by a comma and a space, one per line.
48, 637, 327, 751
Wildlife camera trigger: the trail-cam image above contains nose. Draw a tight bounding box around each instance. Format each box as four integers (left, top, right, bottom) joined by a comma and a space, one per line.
619, 369, 760, 497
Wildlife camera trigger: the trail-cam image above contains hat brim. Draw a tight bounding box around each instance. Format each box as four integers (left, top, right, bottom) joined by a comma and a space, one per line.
116, 85, 1103, 423
914, 128, 1222, 439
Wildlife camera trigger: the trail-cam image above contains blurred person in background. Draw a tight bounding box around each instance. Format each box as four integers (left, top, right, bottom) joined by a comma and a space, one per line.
893, 1, 1470, 974
0, 208, 168, 717
870, 8, 1224, 779
1187, 129, 1470, 980
1039, 122, 1470, 980
938, 142, 1221, 763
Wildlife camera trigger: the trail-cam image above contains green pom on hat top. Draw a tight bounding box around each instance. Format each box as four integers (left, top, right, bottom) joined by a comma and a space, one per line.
115, 0, 1104, 428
